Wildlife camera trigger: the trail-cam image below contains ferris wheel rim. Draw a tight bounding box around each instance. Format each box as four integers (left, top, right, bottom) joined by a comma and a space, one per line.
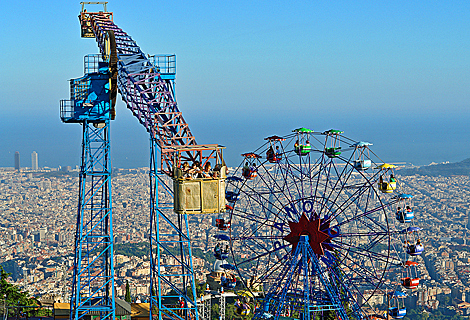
225, 131, 402, 312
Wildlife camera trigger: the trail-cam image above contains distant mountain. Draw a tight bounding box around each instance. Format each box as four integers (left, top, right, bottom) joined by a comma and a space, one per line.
398, 158, 470, 177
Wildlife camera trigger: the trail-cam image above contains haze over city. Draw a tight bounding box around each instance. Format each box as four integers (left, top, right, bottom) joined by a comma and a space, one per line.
1, 1, 469, 168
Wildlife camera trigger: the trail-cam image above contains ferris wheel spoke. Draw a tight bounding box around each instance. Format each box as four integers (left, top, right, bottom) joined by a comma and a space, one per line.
336, 252, 385, 284
333, 203, 388, 231
250, 163, 304, 220
231, 201, 287, 228
336, 231, 391, 237
326, 183, 374, 224
279, 158, 306, 208
237, 245, 288, 273
317, 159, 336, 212
333, 242, 391, 265
259, 257, 295, 286
328, 181, 372, 217
334, 229, 389, 250
333, 268, 382, 307
235, 183, 290, 223
321, 158, 359, 211
338, 257, 385, 287
231, 235, 285, 242
354, 213, 388, 233
333, 233, 389, 260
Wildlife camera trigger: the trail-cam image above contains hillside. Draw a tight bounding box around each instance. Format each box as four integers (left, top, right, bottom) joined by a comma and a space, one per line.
398, 158, 470, 177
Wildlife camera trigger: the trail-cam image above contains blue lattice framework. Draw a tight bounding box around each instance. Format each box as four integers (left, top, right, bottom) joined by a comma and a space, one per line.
255, 236, 365, 320
60, 55, 115, 320
78, 3, 199, 320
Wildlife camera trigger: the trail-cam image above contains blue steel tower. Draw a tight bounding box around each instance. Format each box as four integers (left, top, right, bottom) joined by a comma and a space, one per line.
60, 47, 116, 320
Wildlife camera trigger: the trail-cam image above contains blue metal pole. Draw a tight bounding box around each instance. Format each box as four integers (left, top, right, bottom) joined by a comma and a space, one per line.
70, 121, 115, 320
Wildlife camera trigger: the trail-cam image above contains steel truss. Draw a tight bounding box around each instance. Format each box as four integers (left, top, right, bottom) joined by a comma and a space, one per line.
71, 120, 114, 320
149, 138, 199, 320
197, 295, 211, 320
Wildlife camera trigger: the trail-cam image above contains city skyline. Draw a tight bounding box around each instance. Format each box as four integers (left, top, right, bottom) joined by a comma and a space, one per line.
31, 151, 38, 171
14, 152, 20, 171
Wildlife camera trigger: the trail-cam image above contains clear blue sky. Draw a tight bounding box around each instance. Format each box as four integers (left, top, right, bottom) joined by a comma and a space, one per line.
1, 1, 469, 168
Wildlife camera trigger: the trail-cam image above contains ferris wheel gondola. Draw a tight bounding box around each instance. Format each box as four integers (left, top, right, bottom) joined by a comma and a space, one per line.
376, 163, 398, 193
401, 261, 420, 289
241, 153, 261, 179
388, 290, 407, 319
292, 128, 313, 156
265, 136, 285, 163
394, 193, 414, 223
350, 141, 373, 170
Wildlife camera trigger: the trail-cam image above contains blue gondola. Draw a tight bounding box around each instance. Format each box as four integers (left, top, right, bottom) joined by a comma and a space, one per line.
214, 234, 230, 241
402, 226, 422, 233
351, 141, 373, 170
350, 141, 372, 148
396, 209, 414, 223
353, 159, 372, 170
226, 191, 240, 202
407, 243, 424, 256
395, 194, 414, 222
389, 307, 407, 319
214, 235, 230, 260
221, 273, 237, 289
397, 193, 413, 199
220, 263, 236, 270
388, 291, 406, 319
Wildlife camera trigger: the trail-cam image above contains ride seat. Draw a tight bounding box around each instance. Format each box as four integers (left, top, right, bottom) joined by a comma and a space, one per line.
242, 167, 257, 179
295, 145, 311, 156
216, 218, 230, 230
378, 182, 395, 193
325, 147, 341, 158
396, 211, 414, 223
407, 244, 424, 256
353, 159, 371, 170
388, 307, 406, 319
401, 277, 419, 289
268, 156, 281, 163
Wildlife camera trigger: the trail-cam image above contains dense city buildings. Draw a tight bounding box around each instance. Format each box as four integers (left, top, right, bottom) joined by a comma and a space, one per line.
1, 167, 470, 316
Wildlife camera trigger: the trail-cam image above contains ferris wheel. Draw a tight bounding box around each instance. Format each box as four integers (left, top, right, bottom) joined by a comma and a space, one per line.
221, 128, 422, 320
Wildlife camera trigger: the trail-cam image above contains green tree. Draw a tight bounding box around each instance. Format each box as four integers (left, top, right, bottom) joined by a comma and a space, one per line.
211, 303, 219, 320
125, 280, 131, 303
185, 280, 206, 301
226, 303, 236, 320
0, 266, 42, 317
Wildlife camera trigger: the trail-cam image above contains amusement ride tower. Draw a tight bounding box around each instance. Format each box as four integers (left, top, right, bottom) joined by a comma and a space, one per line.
61, 2, 227, 320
